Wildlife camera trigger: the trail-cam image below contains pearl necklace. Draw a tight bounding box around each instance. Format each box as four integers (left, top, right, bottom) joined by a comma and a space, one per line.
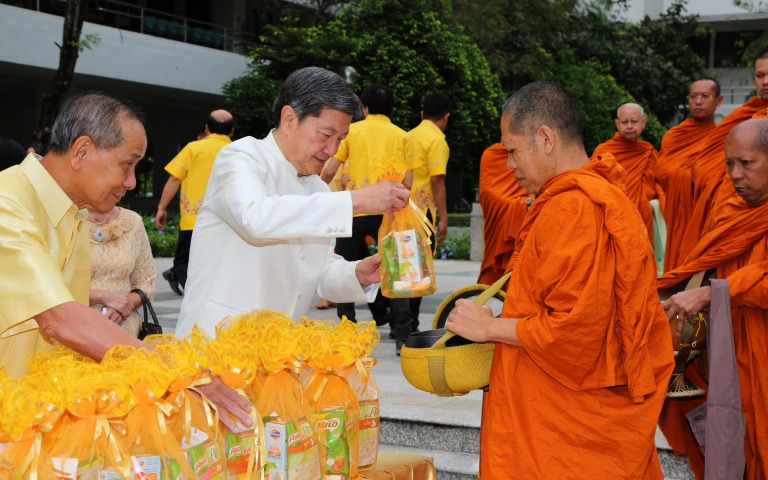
88, 210, 114, 243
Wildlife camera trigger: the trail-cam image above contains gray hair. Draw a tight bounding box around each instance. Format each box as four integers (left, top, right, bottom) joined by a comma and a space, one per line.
616, 103, 645, 119
273, 67, 363, 128
47, 92, 144, 155
502, 81, 584, 147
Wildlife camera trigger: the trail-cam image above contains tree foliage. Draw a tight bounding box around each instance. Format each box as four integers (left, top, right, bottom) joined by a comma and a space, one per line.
31, 0, 97, 152
224, 0, 505, 175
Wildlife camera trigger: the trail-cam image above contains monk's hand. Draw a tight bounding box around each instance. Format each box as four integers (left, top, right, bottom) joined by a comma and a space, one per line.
355, 254, 381, 286
662, 286, 711, 337
197, 375, 254, 434
445, 298, 494, 343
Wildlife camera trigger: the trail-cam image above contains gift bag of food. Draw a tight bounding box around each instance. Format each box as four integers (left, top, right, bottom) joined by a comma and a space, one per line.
337, 322, 380, 472
0, 372, 64, 479
378, 172, 437, 298
101, 345, 196, 479
256, 318, 322, 480
301, 320, 362, 480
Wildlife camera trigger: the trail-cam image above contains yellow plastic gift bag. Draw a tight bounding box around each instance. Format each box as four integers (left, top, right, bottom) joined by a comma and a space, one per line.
378, 171, 437, 298
255, 320, 322, 480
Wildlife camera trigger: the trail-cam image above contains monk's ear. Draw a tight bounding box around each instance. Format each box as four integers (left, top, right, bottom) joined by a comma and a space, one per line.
614, 118, 620, 131
69, 135, 93, 170
538, 125, 556, 154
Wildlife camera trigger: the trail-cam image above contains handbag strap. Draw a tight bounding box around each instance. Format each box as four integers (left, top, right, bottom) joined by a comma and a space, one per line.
130, 289, 159, 326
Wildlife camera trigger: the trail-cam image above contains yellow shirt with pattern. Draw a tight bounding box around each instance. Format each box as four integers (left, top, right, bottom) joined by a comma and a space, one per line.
0, 155, 90, 377
164, 133, 231, 230
408, 120, 449, 218
335, 114, 411, 191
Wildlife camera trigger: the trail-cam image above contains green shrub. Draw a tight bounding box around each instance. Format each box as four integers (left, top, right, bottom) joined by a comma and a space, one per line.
142, 214, 179, 257
435, 231, 470, 260
446, 213, 470, 228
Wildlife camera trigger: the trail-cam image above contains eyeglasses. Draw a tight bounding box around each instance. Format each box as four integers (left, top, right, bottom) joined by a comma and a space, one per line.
688, 94, 714, 101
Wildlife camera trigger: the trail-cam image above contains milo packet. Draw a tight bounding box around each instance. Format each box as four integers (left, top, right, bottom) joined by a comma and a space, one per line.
312, 408, 349, 480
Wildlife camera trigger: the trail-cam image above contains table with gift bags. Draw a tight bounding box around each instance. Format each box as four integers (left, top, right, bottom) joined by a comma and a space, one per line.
0, 311, 437, 479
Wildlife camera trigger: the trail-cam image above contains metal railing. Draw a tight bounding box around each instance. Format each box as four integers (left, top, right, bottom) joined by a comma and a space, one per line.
6, 0, 251, 53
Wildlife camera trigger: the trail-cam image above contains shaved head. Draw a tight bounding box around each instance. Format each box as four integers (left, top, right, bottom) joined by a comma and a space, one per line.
501, 81, 584, 147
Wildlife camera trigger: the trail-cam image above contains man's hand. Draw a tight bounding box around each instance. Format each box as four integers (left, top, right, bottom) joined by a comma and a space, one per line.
350, 181, 410, 216
355, 254, 381, 286
445, 299, 495, 343
197, 375, 254, 433
662, 286, 711, 338
155, 208, 168, 230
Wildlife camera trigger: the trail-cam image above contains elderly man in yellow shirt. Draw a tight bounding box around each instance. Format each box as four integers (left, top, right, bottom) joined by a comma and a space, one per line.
155, 110, 234, 295
0, 92, 252, 433
322, 83, 414, 352
406, 92, 451, 330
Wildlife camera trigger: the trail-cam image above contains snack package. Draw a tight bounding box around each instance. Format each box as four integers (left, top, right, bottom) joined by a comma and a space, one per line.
264, 414, 322, 480
304, 373, 360, 480
340, 358, 379, 471
379, 200, 437, 298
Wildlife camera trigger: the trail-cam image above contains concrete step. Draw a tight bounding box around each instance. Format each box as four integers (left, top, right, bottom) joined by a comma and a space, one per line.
379, 416, 695, 479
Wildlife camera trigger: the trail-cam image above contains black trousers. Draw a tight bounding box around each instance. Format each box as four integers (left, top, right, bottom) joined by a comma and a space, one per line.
335, 215, 390, 322
171, 229, 193, 287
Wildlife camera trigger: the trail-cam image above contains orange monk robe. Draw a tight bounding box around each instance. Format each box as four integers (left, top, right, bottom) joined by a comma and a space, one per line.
480, 154, 674, 479
655, 118, 716, 271
477, 143, 531, 285
658, 185, 768, 479
681, 97, 768, 257
592, 133, 658, 242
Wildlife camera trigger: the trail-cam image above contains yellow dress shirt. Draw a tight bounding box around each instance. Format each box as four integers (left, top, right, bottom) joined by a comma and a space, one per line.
334, 114, 410, 191
164, 133, 231, 230
0, 155, 90, 377
407, 120, 449, 219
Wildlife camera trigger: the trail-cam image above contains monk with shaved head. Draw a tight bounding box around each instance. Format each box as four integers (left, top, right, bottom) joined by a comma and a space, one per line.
659, 118, 768, 479
593, 102, 659, 242
446, 81, 673, 479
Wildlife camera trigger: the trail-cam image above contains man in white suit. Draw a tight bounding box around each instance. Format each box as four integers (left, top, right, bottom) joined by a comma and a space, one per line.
175, 67, 410, 337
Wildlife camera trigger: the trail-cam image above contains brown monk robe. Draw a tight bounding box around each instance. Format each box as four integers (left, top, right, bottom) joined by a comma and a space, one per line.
447, 82, 673, 479
477, 142, 531, 285
656, 78, 722, 272
658, 119, 768, 479
592, 103, 658, 241
680, 56, 768, 257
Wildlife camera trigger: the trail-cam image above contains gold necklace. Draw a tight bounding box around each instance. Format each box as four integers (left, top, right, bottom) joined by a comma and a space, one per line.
88, 209, 113, 243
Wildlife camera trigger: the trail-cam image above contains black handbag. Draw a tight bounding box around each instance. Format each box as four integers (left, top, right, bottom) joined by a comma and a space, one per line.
131, 288, 163, 340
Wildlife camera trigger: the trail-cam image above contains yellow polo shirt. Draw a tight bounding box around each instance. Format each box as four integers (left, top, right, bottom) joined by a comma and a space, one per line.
165, 133, 231, 230
334, 114, 410, 191
407, 120, 449, 219
0, 155, 90, 377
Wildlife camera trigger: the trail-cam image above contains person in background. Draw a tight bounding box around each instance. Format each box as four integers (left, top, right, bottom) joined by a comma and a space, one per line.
592, 102, 658, 242
655, 77, 722, 273
87, 204, 156, 337
155, 110, 234, 295
477, 142, 532, 286
0, 91, 251, 432
0, 136, 26, 171
405, 92, 451, 331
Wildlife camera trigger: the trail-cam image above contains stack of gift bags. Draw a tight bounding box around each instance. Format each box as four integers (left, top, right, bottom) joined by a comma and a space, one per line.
0, 312, 380, 479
